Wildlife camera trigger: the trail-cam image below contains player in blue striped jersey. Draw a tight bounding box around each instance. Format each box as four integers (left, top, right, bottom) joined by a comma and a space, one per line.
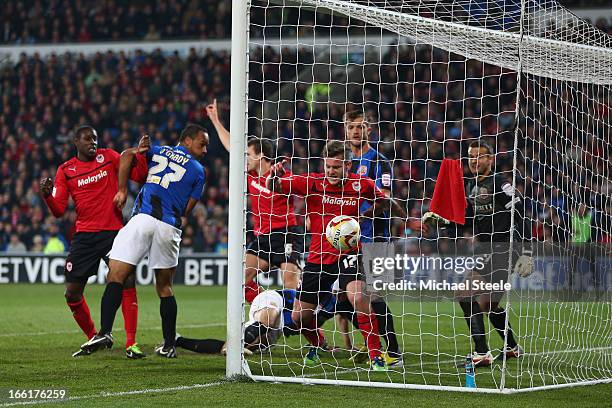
344, 110, 403, 367
132, 143, 206, 229
80, 125, 208, 358
346, 110, 394, 243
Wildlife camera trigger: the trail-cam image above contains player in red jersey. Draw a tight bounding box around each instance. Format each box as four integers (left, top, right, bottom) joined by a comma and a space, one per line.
268, 140, 391, 371
40, 125, 149, 358
206, 100, 301, 303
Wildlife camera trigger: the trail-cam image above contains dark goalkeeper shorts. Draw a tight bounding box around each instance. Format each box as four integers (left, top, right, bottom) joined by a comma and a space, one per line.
466, 243, 520, 300
246, 226, 303, 268
64, 230, 118, 284
298, 254, 364, 305
474, 246, 519, 283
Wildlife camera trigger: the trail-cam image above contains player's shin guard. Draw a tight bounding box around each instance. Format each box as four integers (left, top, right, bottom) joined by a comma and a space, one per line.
244, 279, 262, 303
372, 300, 401, 358
488, 307, 518, 349
121, 288, 138, 348
356, 312, 382, 360
68, 297, 97, 339
100, 282, 123, 335
160, 296, 177, 348
459, 300, 489, 354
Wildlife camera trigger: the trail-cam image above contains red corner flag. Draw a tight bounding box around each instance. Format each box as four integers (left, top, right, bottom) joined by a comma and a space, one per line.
430, 159, 467, 225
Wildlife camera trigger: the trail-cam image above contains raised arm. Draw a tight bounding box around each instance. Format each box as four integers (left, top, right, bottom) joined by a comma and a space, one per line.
206, 99, 230, 152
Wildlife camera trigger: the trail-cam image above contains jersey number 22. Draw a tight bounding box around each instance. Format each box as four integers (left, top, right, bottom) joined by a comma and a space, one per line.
147, 155, 186, 189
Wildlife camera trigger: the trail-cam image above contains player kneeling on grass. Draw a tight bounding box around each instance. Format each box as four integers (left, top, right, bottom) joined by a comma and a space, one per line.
80, 126, 208, 359
423, 141, 532, 367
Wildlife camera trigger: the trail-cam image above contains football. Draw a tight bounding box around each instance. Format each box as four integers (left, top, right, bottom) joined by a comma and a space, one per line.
325, 215, 360, 251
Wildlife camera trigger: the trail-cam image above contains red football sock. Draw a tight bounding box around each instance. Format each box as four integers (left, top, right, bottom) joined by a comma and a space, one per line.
244, 279, 262, 304
121, 288, 138, 348
301, 320, 325, 347
357, 312, 382, 360
67, 297, 97, 339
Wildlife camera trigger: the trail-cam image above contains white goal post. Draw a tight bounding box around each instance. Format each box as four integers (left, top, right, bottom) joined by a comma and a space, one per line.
227, 0, 612, 392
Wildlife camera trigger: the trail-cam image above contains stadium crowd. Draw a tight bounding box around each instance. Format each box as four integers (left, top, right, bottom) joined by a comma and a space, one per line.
1, 0, 231, 44
0, 40, 610, 254
3, 1, 610, 44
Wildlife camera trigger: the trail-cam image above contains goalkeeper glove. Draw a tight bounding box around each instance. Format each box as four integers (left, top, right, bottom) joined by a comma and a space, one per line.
514, 249, 534, 278
421, 211, 451, 225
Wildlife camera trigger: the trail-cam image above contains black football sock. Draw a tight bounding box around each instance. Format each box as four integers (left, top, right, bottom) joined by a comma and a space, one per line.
100, 282, 123, 335
459, 300, 489, 354
175, 337, 225, 354
372, 300, 401, 358
160, 296, 177, 348
489, 307, 518, 349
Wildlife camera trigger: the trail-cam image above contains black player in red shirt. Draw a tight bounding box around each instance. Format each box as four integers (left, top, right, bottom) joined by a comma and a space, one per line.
206, 100, 301, 303
268, 140, 391, 371
40, 126, 149, 358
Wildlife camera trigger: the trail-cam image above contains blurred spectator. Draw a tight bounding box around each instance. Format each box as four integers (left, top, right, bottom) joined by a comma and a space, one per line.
571, 203, 592, 243
180, 225, 195, 255
31, 235, 45, 252
5, 233, 26, 253
215, 234, 228, 254
43, 224, 66, 254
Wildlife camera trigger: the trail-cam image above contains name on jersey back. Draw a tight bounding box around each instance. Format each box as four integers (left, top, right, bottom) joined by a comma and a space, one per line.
159, 147, 190, 165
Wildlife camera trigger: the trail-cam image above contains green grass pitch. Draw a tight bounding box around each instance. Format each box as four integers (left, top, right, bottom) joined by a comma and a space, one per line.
0, 284, 610, 407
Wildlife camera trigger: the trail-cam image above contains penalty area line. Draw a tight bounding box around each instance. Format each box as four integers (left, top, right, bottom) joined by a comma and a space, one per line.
0, 382, 225, 407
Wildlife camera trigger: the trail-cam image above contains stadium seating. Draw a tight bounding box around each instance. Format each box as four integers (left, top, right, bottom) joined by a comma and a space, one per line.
1, 1, 610, 44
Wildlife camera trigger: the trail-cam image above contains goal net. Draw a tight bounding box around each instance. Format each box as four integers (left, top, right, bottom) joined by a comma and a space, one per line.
228, 0, 612, 392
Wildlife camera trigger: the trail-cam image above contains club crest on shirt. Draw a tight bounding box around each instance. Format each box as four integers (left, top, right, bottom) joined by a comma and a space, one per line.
66, 261, 73, 273
357, 165, 368, 176
352, 181, 361, 191
96, 154, 104, 163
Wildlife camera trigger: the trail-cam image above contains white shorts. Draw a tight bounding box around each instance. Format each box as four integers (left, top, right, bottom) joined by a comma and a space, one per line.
110, 213, 182, 269
247, 290, 284, 330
